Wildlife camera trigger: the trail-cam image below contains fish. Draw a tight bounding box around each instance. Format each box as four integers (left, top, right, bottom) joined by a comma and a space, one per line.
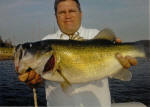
15, 39, 150, 82
0, 29, 150, 91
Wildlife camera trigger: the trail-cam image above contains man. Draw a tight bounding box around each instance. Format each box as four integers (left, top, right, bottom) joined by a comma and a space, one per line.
18, 0, 137, 107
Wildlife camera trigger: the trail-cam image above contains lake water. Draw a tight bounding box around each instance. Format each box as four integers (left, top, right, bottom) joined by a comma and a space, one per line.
0, 59, 150, 106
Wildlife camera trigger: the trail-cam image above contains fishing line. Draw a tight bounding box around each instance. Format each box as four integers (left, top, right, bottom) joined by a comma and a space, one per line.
33, 88, 38, 107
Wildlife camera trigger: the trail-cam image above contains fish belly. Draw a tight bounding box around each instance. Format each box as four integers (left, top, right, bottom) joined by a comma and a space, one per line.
43, 51, 123, 83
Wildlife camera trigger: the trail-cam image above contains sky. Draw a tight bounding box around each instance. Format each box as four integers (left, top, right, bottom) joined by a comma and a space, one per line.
0, 0, 149, 44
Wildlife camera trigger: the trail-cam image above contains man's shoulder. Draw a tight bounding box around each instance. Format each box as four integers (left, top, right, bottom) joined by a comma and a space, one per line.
42, 33, 60, 40
82, 27, 99, 33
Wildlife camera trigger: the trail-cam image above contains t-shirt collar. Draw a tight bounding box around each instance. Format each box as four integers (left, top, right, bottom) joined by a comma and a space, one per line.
56, 25, 83, 39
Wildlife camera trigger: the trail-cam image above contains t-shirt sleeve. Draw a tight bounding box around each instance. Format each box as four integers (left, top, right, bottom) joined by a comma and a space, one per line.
83, 28, 100, 39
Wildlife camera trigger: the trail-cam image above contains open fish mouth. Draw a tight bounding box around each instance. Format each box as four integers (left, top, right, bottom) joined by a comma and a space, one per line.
13, 42, 55, 75
43, 54, 55, 73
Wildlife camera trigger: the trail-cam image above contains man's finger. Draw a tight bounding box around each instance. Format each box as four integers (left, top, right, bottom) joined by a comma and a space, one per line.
36, 76, 43, 83
30, 79, 37, 85
125, 56, 137, 66
116, 53, 131, 69
30, 74, 42, 85
28, 70, 36, 81
115, 38, 122, 43
18, 72, 29, 82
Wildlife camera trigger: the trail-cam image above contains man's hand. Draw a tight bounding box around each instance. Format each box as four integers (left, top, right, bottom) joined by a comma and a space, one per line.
116, 53, 137, 68
115, 38, 137, 68
18, 70, 43, 88
115, 38, 122, 43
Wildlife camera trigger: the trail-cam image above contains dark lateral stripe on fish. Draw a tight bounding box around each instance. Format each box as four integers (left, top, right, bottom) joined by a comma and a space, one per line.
23, 39, 116, 47
43, 55, 55, 73
24, 39, 142, 47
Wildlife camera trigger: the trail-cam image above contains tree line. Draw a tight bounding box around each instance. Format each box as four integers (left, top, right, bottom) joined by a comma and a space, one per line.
0, 36, 13, 48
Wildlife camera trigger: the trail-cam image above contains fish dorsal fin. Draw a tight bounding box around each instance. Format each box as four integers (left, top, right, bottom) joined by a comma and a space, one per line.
110, 69, 132, 81
94, 28, 116, 42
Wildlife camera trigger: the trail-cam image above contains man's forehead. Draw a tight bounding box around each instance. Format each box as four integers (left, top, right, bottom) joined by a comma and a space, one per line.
57, 0, 78, 10
57, 0, 77, 5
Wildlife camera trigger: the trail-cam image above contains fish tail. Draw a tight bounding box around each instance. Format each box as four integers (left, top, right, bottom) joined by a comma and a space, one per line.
135, 40, 150, 58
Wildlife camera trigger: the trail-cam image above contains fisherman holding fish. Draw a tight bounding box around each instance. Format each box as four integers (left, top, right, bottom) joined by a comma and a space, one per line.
18, 0, 138, 107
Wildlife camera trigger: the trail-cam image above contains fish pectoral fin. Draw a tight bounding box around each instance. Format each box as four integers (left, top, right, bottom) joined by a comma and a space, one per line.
60, 81, 73, 94
110, 69, 132, 81
57, 68, 72, 93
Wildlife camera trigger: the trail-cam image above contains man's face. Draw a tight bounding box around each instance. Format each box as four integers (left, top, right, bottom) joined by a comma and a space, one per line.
56, 0, 82, 35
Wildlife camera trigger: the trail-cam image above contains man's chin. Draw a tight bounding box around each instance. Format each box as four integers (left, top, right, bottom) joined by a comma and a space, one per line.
63, 29, 77, 35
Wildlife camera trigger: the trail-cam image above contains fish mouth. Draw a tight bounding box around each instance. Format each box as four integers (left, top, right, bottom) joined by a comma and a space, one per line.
43, 54, 55, 73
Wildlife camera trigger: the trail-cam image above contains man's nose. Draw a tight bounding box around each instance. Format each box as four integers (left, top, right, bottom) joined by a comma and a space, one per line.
65, 11, 72, 18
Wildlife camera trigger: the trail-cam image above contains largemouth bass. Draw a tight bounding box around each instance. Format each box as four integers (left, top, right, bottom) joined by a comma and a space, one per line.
13, 39, 150, 83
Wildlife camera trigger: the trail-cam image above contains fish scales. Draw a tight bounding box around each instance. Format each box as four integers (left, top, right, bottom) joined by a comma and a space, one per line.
44, 40, 143, 83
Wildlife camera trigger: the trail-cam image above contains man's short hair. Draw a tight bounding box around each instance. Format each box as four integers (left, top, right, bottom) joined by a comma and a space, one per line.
54, 0, 81, 14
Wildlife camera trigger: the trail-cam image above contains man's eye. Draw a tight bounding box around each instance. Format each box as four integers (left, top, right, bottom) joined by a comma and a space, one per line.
69, 10, 78, 13
58, 11, 65, 15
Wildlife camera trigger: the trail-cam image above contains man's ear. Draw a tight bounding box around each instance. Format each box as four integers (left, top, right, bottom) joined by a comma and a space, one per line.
55, 13, 57, 18
55, 14, 59, 23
